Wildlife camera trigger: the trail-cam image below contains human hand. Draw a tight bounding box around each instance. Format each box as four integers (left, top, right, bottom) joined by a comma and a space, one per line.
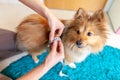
47, 13, 65, 42
44, 41, 64, 68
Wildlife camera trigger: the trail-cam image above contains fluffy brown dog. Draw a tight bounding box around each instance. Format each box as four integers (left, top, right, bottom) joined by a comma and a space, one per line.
16, 8, 107, 68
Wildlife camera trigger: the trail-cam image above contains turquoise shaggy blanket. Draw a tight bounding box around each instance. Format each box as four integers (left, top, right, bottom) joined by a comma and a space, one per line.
1, 46, 120, 80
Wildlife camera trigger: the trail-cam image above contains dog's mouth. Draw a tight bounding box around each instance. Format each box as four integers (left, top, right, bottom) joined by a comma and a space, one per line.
77, 45, 83, 48
76, 41, 88, 48
66, 43, 88, 50
76, 45, 87, 48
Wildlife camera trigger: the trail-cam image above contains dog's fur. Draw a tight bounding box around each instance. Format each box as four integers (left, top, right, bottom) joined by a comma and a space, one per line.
16, 8, 107, 68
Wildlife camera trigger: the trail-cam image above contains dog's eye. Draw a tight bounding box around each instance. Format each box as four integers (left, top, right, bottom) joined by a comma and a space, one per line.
87, 32, 92, 36
77, 30, 80, 34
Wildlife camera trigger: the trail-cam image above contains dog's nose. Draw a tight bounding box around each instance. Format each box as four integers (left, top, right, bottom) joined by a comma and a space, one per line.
76, 40, 82, 46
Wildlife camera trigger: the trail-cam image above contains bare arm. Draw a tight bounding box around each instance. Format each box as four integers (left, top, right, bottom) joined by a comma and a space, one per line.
17, 41, 64, 80
19, 0, 51, 19
19, 0, 64, 41
17, 63, 50, 80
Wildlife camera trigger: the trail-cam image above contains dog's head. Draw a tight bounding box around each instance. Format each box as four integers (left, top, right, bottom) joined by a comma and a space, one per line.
62, 8, 107, 53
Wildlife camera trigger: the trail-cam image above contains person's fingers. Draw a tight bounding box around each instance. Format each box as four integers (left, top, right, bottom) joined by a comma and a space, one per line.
58, 41, 64, 54
49, 29, 55, 42
55, 28, 64, 37
50, 41, 57, 52
57, 41, 64, 59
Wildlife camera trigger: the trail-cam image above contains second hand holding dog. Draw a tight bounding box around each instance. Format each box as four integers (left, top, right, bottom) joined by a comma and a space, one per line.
48, 37, 70, 79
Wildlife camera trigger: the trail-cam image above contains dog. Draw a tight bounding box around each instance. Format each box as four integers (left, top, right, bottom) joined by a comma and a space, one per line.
16, 8, 107, 68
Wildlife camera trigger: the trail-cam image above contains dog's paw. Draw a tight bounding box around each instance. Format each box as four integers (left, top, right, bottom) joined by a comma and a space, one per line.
32, 56, 39, 63
34, 59, 39, 63
68, 63, 76, 68
33, 58, 39, 63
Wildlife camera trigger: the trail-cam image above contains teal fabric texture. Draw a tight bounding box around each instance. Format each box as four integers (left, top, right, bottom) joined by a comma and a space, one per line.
1, 46, 120, 80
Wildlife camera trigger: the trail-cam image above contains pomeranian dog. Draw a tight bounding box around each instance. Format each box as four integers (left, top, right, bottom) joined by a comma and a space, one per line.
16, 8, 107, 68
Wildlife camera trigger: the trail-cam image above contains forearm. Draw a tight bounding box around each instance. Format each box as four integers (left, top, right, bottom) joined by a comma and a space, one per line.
17, 63, 50, 80
19, 0, 52, 19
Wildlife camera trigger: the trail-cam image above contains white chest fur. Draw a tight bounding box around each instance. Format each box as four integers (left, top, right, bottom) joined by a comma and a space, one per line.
65, 46, 92, 63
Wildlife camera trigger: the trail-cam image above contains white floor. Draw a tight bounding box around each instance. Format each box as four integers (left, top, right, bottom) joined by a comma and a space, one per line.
0, 3, 120, 72
0, 52, 28, 71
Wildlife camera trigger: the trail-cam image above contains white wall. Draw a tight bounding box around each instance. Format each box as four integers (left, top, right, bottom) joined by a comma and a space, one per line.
0, 0, 21, 4
0, 1, 36, 31
104, 0, 114, 11
108, 0, 120, 32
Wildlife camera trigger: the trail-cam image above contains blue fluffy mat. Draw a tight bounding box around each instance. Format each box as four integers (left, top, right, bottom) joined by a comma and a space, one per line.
1, 46, 120, 80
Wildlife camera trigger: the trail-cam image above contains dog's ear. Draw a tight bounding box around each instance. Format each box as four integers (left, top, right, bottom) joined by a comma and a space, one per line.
74, 8, 87, 21
61, 20, 73, 27
92, 9, 106, 22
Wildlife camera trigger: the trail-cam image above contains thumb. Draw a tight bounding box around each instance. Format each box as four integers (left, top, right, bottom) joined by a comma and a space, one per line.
50, 41, 57, 52
49, 30, 55, 42
58, 41, 64, 53
56, 28, 63, 37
